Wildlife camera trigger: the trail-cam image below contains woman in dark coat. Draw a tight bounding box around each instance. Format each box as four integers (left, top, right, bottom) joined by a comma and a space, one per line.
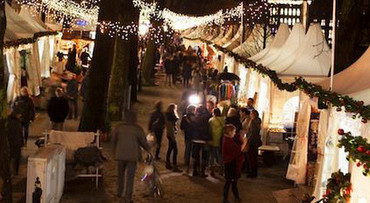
246, 110, 262, 178
165, 103, 182, 172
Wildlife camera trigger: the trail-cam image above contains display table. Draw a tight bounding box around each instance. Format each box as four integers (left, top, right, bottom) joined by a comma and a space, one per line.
259, 145, 280, 167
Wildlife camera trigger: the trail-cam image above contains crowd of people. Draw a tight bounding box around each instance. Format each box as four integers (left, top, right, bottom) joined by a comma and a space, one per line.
146, 97, 262, 202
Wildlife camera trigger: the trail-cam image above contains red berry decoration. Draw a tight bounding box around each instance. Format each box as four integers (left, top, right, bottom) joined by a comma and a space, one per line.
364, 164, 369, 170
338, 129, 344, 135
357, 146, 366, 153
336, 107, 342, 112
366, 150, 370, 155
361, 118, 367, 124
357, 162, 362, 167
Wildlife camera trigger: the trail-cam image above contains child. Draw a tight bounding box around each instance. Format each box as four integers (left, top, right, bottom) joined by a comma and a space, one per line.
221, 124, 247, 203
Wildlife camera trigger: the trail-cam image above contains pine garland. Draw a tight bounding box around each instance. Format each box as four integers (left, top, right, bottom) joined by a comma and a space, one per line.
338, 129, 370, 176
4, 31, 59, 49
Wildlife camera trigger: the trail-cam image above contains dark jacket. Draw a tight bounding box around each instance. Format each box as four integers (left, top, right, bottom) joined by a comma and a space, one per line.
149, 110, 165, 132
66, 79, 79, 100
8, 115, 23, 157
112, 122, 150, 161
180, 113, 196, 140
247, 118, 262, 151
47, 96, 69, 122
13, 96, 35, 124
192, 112, 212, 142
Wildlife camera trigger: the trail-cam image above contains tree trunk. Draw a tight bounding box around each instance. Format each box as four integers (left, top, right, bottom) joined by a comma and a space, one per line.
79, 0, 119, 132
141, 0, 165, 86
141, 32, 157, 86
0, 0, 13, 202
107, 0, 139, 120
335, 0, 362, 73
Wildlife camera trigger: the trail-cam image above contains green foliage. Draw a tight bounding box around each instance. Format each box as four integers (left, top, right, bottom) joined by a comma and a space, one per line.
321, 170, 351, 203
338, 131, 370, 176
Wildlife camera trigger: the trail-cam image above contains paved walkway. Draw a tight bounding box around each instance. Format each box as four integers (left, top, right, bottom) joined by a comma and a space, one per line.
11, 73, 295, 203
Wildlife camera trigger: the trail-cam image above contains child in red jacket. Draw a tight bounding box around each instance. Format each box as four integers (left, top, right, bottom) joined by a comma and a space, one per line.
222, 124, 247, 203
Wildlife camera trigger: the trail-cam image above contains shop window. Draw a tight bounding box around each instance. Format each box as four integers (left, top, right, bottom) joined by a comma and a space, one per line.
285, 8, 288, 15
289, 8, 292, 16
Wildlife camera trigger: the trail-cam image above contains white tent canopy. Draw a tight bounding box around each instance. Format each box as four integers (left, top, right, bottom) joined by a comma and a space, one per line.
279, 23, 331, 76
249, 23, 291, 63
215, 25, 237, 46
318, 47, 370, 98
19, 8, 49, 31
4, 3, 40, 41
258, 23, 305, 68
252, 23, 331, 77
233, 24, 271, 58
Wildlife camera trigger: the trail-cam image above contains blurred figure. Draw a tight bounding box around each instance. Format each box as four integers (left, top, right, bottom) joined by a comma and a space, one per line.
47, 88, 69, 130
165, 104, 182, 172
8, 108, 23, 175
225, 108, 242, 144
66, 75, 79, 119
180, 104, 196, 172
209, 108, 225, 177
246, 98, 255, 112
148, 101, 166, 160
80, 47, 91, 75
246, 110, 262, 178
13, 87, 35, 144
192, 106, 212, 177
164, 56, 173, 86
112, 111, 151, 202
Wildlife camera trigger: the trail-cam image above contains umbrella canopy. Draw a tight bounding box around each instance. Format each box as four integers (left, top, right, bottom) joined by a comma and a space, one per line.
217, 72, 240, 81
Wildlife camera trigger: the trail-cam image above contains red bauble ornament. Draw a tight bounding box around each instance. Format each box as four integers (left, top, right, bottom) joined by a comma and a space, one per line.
364, 164, 369, 170
361, 118, 367, 124
336, 107, 342, 112
366, 150, 370, 155
325, 189, 330, 196
357, 162, 362, 167
357, 146, 366, 153
338, 129, 344, 135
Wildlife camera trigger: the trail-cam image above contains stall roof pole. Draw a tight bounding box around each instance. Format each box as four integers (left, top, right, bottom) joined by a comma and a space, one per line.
330, 0, 336, 91
241, 1, 244, 44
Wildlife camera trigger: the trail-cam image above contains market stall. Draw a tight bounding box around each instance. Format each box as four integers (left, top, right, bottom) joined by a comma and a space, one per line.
313, 47, 370, 202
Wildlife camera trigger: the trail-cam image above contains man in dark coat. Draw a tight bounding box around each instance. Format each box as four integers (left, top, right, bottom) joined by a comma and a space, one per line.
192, 106, 212, 177
112, 111, 151, 202
13, 87, 35, 144
148, 101, 166, 160
47, 88, 69, 130
8, 108, 24, 175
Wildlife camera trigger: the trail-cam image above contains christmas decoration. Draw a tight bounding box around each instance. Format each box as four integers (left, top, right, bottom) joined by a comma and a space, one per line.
338, 131, 370, 176
320, 170, 351, 203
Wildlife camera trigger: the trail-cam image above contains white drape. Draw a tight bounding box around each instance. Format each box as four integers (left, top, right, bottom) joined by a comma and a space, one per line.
313, 109, 329, 200
286, 93, 317, 184
312, 109, 370, 202
6, 48, 21, 102
28, 42, 42, 96
40, 36, 51, 78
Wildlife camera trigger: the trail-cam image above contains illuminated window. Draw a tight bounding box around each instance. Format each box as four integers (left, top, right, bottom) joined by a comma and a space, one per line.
289, 8, 292, 15
321, 19, 326, 26
297, 9, 301, 16
293, 9, 296, 16
285, 8, 288, 15
284, 18, 288, 23
288, 18, 292, 25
